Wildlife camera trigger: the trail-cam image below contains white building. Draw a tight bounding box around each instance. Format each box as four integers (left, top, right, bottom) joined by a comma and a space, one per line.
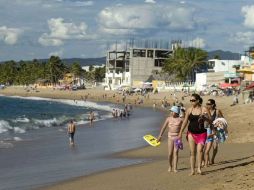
207, 59, 242, 73
196, 59, 243, 91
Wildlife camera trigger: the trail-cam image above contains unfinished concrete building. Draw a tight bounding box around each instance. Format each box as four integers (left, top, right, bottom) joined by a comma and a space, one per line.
105, 50, 130, 88
105, 48, 172, 89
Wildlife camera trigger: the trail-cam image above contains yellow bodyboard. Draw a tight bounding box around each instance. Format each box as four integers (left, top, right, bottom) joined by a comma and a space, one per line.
143, 134, 160, 147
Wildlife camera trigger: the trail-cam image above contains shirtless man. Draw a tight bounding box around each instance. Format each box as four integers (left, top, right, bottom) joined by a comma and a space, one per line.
67, 120, 76, 145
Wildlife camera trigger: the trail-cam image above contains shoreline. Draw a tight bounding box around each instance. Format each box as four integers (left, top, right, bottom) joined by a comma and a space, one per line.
1, 86, 254, 190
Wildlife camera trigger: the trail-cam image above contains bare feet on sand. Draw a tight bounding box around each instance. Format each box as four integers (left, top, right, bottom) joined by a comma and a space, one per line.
189, 171, 195, 176
197, 169, 202, 175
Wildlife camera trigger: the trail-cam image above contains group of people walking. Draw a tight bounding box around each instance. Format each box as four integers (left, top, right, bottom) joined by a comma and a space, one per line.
158, 93, 227, 175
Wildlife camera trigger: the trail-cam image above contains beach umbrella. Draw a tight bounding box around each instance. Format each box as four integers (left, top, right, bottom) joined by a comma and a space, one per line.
238, 68, 254, 74
243, 82, 254, 91
219, 83, 240, 89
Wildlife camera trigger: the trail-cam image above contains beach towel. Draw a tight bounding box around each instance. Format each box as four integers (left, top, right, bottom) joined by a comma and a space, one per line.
213, 117, 228, 130
213, 118, 228, 143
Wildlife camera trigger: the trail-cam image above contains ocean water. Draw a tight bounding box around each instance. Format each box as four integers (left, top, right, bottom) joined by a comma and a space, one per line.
0, 95, 112, 143
0, 95, 165, 190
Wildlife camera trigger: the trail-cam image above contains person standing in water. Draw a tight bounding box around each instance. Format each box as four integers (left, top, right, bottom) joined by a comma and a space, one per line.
178, 94, 211, 175
67, 120, 76, 145
88, 111, 95, 126
157, 106, 183, 173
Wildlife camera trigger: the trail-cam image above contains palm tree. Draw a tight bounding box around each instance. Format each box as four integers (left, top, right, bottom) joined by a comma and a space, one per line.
163, 47, 207, 81
48, 56, 66, 84
71, 62, 82, 78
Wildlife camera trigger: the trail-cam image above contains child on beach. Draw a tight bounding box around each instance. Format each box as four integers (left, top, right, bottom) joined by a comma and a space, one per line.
157, 106, 183, 173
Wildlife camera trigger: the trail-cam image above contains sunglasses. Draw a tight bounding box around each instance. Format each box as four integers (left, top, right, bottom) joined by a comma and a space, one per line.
190, 99, 197, 102
206, 103, 212, 105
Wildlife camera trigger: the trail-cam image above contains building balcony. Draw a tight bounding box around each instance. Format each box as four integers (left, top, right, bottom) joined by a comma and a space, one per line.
106, 72, 123, 78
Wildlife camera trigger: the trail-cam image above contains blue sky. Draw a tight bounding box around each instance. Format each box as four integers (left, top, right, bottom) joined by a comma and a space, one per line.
0, 0, 254, 61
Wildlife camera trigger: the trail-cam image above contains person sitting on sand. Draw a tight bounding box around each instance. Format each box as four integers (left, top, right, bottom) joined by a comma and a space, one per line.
67, 120, 76, 145
157, 106, 183, 173
178, 94, 211, 175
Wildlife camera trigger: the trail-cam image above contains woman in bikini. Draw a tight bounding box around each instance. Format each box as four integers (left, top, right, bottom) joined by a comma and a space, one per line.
178, 94, 211, 175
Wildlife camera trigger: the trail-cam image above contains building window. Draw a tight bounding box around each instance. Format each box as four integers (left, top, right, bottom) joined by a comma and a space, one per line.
154, 59, 164, 67
108, 52, 116, 59
126, 52, 130, 59
133, 49, 146, 57
155, 50, 168, 58
147, 50, 153, 58
116, 61, 124, 68
207, 61, 215, 69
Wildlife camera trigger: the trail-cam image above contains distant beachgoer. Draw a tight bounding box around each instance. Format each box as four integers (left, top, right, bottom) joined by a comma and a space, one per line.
84, 95, 88, 101
67, 120, 76, 145
178, 94, 211, 175
115, 109, 118, 118
88, 111, 95, 126
205, 99, 224, 165
231, 94, 239, 106
177, 102, 185, 118
119, 110, 123, 119
157, 106, 183, 173
127, 103, 132, 112
112, 109, 116, 118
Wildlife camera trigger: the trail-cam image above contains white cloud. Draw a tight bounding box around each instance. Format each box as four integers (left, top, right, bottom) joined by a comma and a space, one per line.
39, 36, 64, 46
73, 1, 93, 7
98, 4, 196, 36
242, 5, 254, 29
0, 26, 22, 45
38, 18, 95, 46
109, 41, 129, 51
187, 37, 206, 48
49, 49, 64, 57
233, 31, 254, 45
145, 0, 156, 4
99, 26, 136, 35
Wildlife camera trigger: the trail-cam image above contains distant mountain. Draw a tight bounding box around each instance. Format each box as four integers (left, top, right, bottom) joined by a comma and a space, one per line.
0, 57, 106, 66
0, 50, 242, 66
207, 50, 241, 60
61, 57, 106, 66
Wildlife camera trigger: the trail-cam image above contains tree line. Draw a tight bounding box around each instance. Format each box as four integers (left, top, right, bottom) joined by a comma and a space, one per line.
0, 47, 208, 86
0, 56, 105, 85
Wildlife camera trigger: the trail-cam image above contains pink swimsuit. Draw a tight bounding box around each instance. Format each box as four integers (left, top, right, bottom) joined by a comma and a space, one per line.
167, 117, 183, 140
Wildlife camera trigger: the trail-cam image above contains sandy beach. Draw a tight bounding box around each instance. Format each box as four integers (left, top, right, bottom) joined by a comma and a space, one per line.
1, 86, 254, 190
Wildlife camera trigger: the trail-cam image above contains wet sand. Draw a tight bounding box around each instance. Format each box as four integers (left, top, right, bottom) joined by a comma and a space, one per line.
1, 86, 254, 190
